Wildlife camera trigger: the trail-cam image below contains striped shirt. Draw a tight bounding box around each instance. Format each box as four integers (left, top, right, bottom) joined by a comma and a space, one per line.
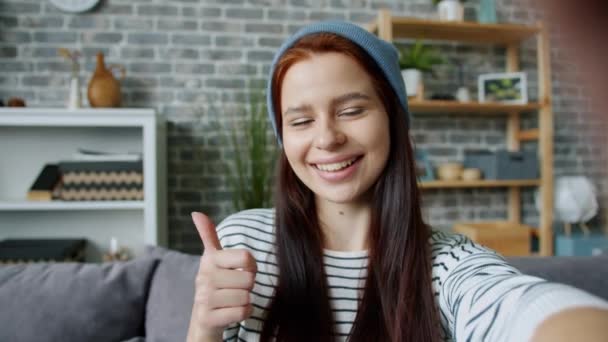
217, 208, 608, 341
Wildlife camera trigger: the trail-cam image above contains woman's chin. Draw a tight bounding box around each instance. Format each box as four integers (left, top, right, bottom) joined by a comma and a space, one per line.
314, 189, 364, 206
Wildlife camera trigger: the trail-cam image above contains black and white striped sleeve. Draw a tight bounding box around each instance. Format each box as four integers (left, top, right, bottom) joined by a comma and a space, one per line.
432, 231, 608, 342
215, 208, 277, 342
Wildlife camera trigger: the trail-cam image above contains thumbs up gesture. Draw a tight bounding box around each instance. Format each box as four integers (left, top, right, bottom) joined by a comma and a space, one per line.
187, 212, 257, 342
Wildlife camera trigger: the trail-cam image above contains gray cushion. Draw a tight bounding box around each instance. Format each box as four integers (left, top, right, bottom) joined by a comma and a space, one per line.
145, 246, 200, 342
508, 255, 608, 301
0, 257, 158, 342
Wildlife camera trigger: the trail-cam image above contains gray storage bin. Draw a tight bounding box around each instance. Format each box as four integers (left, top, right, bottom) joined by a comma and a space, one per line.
464, 149, 539, 180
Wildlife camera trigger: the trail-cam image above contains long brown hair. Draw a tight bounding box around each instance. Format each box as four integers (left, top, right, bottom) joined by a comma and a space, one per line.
261, 33, 440, 342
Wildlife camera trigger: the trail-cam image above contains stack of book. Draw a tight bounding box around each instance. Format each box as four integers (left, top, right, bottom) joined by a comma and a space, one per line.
58, 149, 144, 201
0, 239, 86, 263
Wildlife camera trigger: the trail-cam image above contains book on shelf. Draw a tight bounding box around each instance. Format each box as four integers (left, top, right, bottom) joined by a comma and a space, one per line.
58, 160, 143, 173
27, 164, 61, 201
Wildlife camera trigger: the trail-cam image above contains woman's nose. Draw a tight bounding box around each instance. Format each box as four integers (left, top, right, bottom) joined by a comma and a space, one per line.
314, 121, 346, 150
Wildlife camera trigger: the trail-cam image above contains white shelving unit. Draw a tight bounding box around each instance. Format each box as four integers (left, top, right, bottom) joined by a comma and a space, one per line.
0, 108, 167, 261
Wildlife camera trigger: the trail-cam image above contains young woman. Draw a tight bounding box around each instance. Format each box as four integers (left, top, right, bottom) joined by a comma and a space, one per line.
187, 21, 608, 342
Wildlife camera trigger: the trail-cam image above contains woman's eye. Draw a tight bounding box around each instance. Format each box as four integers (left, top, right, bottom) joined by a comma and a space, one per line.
290, 119, 312, 127
339, 108, 364, 116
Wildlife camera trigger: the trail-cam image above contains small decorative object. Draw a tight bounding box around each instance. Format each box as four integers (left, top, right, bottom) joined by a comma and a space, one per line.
461, 168, 481, 181
415, 150, 434, 181
87, 52, 125, 108
49, 0, 100, 13
58, 48, 82, 110
434, 0, 466, 22
535, 176, 598, 237
397, 40, 444, 100
7, 97, 26, 107
478, 0, 497, 23
102, 237, 131, 261
478, 72, 528, 104
437, 162, 463, 181
456, 87, 471, 102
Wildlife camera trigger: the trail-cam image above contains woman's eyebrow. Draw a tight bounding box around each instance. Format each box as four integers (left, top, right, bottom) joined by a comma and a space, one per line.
331, 92, 371, 107
283, 104, 312, 117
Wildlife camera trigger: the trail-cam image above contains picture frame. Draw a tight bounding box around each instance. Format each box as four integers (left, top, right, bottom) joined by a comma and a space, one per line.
478, 71, 528, 104
415, 150, 434, 182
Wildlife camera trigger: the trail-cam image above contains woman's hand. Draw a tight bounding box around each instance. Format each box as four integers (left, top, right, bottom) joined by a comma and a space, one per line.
531, 307, 608, 342
187, 212, 257, 342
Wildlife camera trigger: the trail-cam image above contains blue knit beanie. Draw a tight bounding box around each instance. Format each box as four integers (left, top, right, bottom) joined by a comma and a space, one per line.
266, 20, 410, 146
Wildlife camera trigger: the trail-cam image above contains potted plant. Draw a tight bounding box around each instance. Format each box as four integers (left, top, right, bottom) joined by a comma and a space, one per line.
224, 85, 278, 211
433, 0, 466, 22
398, 40, 444, 98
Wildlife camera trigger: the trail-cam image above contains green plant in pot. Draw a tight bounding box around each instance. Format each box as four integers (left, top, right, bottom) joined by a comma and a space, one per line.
224, 85, 278, 211
433, 0, 467, 21
397, 40, 444, 98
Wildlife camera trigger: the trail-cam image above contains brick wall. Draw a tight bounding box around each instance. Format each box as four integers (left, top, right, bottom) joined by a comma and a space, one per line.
1, 0, 605, 253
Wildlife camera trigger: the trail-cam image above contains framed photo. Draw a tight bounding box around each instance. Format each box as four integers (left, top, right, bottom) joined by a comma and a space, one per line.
478, 72, 528, 104
415, 150, 434, 182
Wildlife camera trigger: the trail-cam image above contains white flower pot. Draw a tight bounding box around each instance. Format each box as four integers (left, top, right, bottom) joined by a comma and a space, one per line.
438, 0, 464, 22
456, 86, 471, 102
401, 69, 422, 97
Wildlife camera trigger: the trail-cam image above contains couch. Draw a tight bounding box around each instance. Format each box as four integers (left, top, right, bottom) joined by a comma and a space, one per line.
1, 246, 607, 342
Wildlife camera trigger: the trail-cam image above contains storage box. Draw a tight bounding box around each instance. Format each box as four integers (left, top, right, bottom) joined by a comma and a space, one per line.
555, 233, 608, 256
452, 221, 532, 256
0, 239, 86, 263
464, 149, 538, 180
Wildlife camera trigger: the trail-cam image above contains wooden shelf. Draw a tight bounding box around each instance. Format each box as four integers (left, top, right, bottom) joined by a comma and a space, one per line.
367, 16, 539, 44
420, 179, 541, 189
0, 200, 145, 211
409, 100, 542, 114
368, 9, 554, 255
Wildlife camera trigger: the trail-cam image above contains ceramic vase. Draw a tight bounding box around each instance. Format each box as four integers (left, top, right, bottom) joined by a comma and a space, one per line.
87, 52, 125, 108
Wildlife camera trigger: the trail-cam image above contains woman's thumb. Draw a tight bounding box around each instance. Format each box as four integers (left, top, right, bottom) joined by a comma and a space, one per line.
191, 212, 222, 251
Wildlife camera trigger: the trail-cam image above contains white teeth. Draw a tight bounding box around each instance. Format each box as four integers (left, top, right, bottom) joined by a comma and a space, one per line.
315, 157, 357, 172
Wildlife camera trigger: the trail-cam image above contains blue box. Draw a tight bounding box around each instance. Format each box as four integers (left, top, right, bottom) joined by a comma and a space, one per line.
555, 233, 608, 256
464, 149, 538, 180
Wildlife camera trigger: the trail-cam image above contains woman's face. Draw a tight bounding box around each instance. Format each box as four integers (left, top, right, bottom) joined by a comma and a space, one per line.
280, 52, 390, 205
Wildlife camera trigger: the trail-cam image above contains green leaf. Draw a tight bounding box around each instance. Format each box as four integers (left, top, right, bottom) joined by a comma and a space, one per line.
397, 40, 444, 73
223, 81, 278, 211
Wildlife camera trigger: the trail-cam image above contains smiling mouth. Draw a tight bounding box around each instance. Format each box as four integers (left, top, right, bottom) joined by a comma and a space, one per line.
313, 156, 362, 172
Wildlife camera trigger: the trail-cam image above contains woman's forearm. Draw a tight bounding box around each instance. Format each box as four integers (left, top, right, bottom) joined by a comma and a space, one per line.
531, 307, 608, 342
